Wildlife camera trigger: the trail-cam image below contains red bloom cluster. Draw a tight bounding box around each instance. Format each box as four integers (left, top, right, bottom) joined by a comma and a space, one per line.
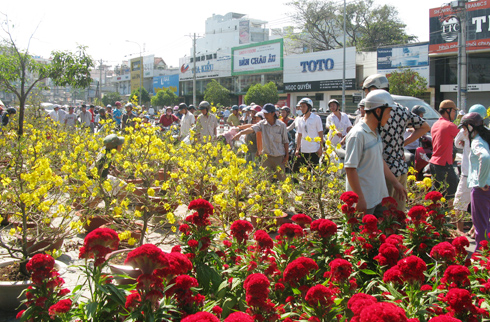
397, 256, 427, 284
224, 311, 254, 322
230, 220, 254, 243
328, 258, 353, 282
305, 284, 337, 307
125, 291, 141, 309
181, 311, 220, 322
48, 299, 72, 318
244, 273, 270, 308
430, 242, 456, 263
358, 302, 408, 322
452, 236, 470, 258
340, 191, 359, 206
155, 252, 193, 278
361, 215, 379, 234
425, 191, 443, 202
374, 243, 401, 268
254, 230, 274, 249
383, 266, 403, 284
278, 223, 304, 239
348, 293, 377, 316
441, 265, 470, 287
125, 244, 169, 275
186, 212, 211, 227
310, 219, 337, 239
188, 199, 214, 216
292, 214, 312, 228
26, 254, 56, 284
79, 228, 119, 267
407, 205, 428, 225
444, 288, 475, 314
283, 257, 319, 284
428, 316, 462, 322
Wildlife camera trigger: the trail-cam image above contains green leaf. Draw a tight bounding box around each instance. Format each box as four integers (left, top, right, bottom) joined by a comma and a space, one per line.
361, 269, 377, 275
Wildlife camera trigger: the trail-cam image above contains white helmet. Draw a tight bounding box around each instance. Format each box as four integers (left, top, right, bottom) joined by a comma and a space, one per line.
362, 74, 389, 90
107, 104, 112, 108
298, 97, 313, 108
358, 99, 366, 108
364, 89, 396, 111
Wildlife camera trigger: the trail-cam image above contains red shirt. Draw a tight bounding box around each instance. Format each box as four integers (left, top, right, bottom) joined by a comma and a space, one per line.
430, 117, 459, 166
89, 109, 95, 123
159, 114, 179, 127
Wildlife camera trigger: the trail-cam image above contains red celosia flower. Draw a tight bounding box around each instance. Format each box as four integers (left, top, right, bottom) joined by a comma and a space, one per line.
278, 223, 304, 239
329, 258, 353, 282
136, 273, 163, 292
305, 284, 337, 307
145, 289, 164, 308
362, 215, 378, 232
340, 191, 359, 206
374, 243, 400, 268
230, 220, 254, 243
185, 212, 211, 227
275, 283, 285, 291
26, 253, 56, 284
283, 257, 319, 284
125, 244, 168, 275
430, 242, 456, 262
310, 219, 337, 238
171, 245, 181, 253
181, 311, 220, 322
347, 293, 377, 316
244, 273, 270, 308
407, 206, 428, 225
292, 214, 312, 228
16, 310, 25, 319
444, 288, 475, 314
452, 236, 470, 256
166, 274, 199, 304
212, 305, 223, 315
179, 224, 190, 233
442, 265, 470, 286
224, 311, 254, 322
383, 265, 403, 284
188, 199, 214, 215
155, 252, 193, 278
48, 299, 72, 317
254, 230, 274, 249
381, 197, 398, 208
358, 302, 407, 322
425, 191, 443, 202
420, 284, 433, 291
309, 317, 321, 322
397, 256, 427, 284
188, 239, 199, 248
79, 228, 119, 267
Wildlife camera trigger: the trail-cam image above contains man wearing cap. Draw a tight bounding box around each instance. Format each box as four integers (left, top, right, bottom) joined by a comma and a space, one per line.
195, 101, 218, 140
228, 105, 241, 126
79, 104, 92, 128
429, 99, 460, 199
106, 105, 113, 120
233, 103, 289, 181
354, 99, 366, 125
325, 99, 352, 147
295, 98, 323, 171
188, 105, 196, 115
122, 103, 136, 130
64, 107, 78, 129
179, 103, 195, 139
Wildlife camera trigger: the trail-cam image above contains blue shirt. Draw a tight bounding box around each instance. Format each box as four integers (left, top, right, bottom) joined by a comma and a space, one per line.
113, 109, 122, 125
468, 135, 490, 188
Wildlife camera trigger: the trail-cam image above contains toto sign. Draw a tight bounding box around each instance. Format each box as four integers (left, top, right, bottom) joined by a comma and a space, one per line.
300, 59, 335, 73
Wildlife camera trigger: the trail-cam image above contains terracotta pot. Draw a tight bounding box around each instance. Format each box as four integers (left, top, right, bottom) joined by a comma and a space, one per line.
126, 178, 144, 185
76, 211, 112, 233
24, 237, 64, 255
105, 249, 141, 285
0, 259, 67, 311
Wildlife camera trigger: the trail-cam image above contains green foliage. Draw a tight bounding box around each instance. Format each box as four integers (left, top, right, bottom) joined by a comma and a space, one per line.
102, 92, 121, 107
387, 68, 428, 97
203, 79, 230, 107
130, 87, 151, 105
288, 0, 417, 51
244, 81, 279, 106
151, 88, 178, 107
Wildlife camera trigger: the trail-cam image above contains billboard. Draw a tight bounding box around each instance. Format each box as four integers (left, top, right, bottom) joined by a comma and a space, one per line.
179, 54, 231, 81
239, 20, 250, 44
377, 43, 430, 83
143, 55, 154, 78
232, 39, 283, 75
153, 75, 179, 95
429, 0, 490, 53
130, 57, 142, 93
283, 47, 356, 92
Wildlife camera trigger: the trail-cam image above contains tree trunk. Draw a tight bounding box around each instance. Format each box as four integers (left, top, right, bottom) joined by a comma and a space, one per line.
17, 98, 25, 137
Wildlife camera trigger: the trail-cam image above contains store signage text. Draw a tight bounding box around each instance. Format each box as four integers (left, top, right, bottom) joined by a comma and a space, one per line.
239, 54, 276, 66
300, 59, 334, 73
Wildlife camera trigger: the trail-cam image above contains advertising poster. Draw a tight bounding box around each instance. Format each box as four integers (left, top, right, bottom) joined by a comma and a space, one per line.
179, 54, 232, 81
239, 20, 250, 44
429, 0, 490, 54
377, 43, 430, 83
153, 75, 179, 95
232, 39, 283, 75
130, 57, 142, 93
283, 47, 356, 92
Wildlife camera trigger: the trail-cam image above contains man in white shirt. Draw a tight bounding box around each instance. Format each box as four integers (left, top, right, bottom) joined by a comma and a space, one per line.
179, 103, 195, 139
64, 107, 78, 128
78, 104, 92, 128
148, 106, 155, 117
48, 105, 66, 123
294, 97, 324, 171
325, 99, 352, 147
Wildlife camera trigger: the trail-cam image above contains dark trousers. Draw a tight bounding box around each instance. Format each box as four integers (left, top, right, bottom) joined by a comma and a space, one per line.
292, 152, 320, 172
471, 187, 490, 251
430, 162, 458, 199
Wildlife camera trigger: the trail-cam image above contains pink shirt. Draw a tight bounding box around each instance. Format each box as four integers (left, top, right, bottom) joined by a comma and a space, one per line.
430, 117, 459, 166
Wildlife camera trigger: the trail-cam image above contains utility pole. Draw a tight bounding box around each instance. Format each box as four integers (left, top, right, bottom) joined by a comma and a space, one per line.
452, 0, 468, 113
99, 59, 103, 100
193, 33, 197, 107
342, 0, 346, 112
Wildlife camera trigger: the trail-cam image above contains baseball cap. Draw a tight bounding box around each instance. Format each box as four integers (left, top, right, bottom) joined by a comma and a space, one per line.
439, 100, 457, 110
262, 103, 276, 114
104, 134, 125, 149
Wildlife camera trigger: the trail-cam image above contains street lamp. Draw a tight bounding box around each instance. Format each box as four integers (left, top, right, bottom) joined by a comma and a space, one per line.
126, 40, 143, 106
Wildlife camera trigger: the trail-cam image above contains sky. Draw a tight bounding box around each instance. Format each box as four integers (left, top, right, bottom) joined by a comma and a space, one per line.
2, 0, 450, 69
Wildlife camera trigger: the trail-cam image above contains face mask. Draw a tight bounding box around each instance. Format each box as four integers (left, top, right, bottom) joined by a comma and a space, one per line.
296, 110, 303, 116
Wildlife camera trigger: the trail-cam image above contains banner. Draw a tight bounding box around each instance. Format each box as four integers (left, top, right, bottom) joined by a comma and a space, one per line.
429, 0, 490, 53
153, 75, 179, 95
232, 39, 283, 75
179, 54, 231, 81
283, 47, 356, 92
130, 57, 142, 93
239, 20, 250, 44
143, 55, 154, 78
377, 43, 430, 83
